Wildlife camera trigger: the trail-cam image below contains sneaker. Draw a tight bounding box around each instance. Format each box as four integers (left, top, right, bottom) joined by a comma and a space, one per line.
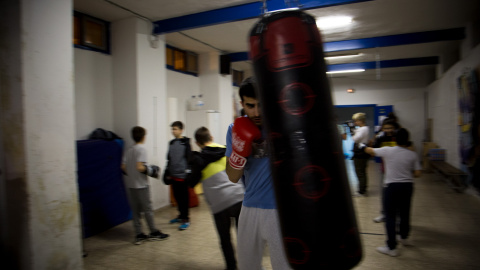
353, 192, 367, 197
376, 246, 398, 257
373, 215, 385, 223
134, 233, 148, 245
397, 236, 413, 246
179, 222, 190, 231
170, 218, 181, 224
149, 231, 170, 241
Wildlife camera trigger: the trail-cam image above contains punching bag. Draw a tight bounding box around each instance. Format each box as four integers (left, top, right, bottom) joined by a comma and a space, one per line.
249, 10, 362, 269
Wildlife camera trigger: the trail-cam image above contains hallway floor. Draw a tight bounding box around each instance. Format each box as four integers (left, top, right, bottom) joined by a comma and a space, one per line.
82, 161, 480, 270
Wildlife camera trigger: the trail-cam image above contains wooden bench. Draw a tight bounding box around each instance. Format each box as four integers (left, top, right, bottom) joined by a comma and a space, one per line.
429, 161, 468, 192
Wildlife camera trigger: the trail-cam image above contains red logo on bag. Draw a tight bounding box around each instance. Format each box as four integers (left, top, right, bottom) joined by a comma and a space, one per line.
278, 82, 316, 116
293, 165, 331, 200
265, 17, 312, 71
284, 237, 311, 264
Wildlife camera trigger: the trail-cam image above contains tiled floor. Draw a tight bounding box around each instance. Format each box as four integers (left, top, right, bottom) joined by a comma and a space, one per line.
83, 160, 480, 269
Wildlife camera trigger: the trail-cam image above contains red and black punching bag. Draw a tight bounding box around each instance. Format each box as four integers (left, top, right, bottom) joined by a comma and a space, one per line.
249, 10, 362, 269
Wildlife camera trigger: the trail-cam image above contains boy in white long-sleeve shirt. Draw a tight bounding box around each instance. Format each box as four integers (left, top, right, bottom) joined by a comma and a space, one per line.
363, 128, 421, 256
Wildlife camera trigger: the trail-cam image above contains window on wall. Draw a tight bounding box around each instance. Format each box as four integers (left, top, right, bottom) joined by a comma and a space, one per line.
166, 45, 198, 76
73, 11, 110, 54
232, 69, 244, 87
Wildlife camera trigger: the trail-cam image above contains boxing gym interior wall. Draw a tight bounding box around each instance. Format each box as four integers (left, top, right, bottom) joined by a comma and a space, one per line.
330, 71, 429, 158
427, 43, 480, 168
74, 48, 114, 140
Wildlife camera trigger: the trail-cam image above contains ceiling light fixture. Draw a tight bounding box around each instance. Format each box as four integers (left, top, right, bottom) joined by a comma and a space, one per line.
326, 69, 365, 74
325, 53, 363, 60
316, 16, 352, 29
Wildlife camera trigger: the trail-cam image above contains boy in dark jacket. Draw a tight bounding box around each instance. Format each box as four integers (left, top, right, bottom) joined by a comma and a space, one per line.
164, 121, 192, 230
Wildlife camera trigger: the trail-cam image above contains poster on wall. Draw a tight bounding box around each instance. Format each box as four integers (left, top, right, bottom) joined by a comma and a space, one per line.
457, 67, 480, 192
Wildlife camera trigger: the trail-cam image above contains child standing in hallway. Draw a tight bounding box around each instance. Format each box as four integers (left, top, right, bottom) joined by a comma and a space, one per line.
121, 126, 169, 244
164, 121, 192, 230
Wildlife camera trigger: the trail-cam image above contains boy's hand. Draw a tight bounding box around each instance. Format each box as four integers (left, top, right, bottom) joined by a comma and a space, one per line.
143, 165, 160, 178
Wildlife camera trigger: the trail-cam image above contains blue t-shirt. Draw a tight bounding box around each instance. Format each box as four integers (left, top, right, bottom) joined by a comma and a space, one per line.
226, 123, 276, 209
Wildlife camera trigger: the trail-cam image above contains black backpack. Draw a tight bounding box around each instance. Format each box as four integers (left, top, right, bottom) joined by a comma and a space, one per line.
88, 128, 122, 141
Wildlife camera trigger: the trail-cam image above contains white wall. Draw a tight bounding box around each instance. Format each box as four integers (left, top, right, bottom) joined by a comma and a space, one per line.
166, 69, 200, 126
166, 52, 234, 145
427, 43, 480, 168
111, 17, 138, 144
331, 72, 429, 157
135, 20, 169, 208
74, 49, 113, 139
199, 52, 234, 143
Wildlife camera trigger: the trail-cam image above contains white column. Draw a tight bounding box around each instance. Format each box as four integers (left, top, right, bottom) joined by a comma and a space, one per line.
0, 0, 83, 269
112, 17, 169, 209
199, 52, 234, 145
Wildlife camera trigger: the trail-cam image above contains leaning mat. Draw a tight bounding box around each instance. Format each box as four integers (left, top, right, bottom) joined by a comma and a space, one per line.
76, 139, 131, 238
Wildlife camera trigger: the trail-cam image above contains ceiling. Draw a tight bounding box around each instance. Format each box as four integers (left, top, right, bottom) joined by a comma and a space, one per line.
74, 0, 480, 78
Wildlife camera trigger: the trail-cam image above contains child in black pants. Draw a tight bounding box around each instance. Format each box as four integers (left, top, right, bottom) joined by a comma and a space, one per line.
164, 121, 192, 230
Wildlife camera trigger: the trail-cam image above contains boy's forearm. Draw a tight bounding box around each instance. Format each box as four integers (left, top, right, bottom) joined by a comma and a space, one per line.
136, 162, 146, 172
364, 146, 375, 156
226, 158, 243, 183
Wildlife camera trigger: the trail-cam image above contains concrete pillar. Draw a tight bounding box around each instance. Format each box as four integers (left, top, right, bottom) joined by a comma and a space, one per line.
199, 52, 234, 145
111, 17, 169, 209
0, 0, 83, 269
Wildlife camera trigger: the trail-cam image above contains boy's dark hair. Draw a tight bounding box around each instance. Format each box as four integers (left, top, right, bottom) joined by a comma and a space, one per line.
396, 128, 409, 146
194, 127, 211, 145
386, 112, 398, 122
131, 126, 146, 143
239, 77, 257, 102
382, 118, 400, 130
171, 121, 184, 130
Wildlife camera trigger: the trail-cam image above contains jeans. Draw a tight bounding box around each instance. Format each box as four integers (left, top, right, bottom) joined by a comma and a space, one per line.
384, 182, 414, 249
353, 158, 369, 194
171, 178, 189, 221
213, 202, 242, 270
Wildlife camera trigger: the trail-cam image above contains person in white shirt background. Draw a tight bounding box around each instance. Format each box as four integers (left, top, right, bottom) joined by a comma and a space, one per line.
351, 112, 370, 196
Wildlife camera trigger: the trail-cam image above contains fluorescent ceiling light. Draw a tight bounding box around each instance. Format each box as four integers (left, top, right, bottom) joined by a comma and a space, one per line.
325, 53, 363, 60
326, 69, 365, 74
316, 16, 352, 29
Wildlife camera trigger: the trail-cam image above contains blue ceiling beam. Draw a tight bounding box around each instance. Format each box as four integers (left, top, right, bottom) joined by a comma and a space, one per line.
228, 28, 464, 62
153, 0, 373, 34
324, 27, 464, 52
326, 56, 439, 72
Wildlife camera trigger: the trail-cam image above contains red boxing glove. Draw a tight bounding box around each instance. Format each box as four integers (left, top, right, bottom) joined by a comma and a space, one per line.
229, 117, 262, 170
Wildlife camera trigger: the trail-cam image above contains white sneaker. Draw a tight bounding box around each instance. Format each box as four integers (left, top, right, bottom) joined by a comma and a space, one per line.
376, 246, 399, 257
373, 215, 385, 223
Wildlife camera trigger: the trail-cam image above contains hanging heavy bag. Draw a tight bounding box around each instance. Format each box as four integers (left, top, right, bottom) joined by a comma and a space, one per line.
249, 10, 362, 270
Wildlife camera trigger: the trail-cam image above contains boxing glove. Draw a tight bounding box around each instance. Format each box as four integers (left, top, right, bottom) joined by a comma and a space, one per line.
143, 164, 160, 178
229, 117, 261, 170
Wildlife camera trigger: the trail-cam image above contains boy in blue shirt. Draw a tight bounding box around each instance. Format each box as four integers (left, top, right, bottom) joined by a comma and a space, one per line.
225, 77, 291, 270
